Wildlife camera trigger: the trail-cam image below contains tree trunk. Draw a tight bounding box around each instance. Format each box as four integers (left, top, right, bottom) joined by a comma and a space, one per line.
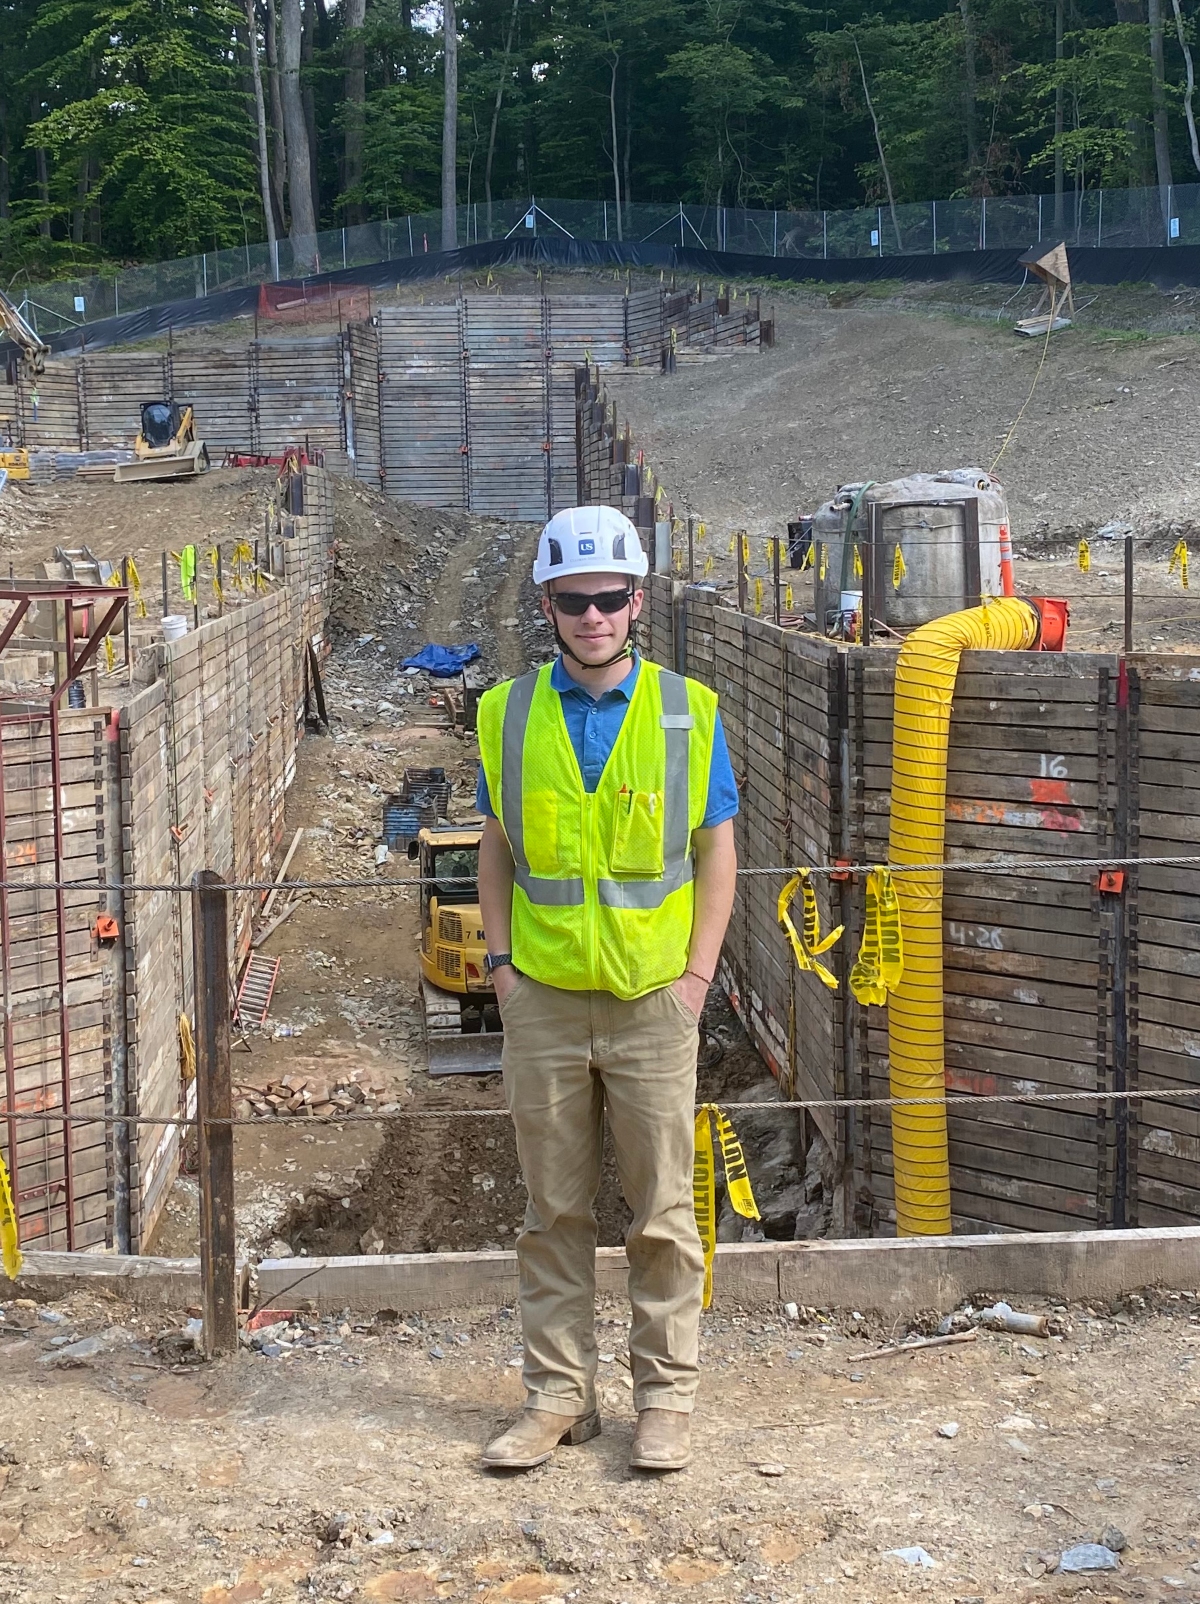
959, 0, 981, 183
484, 0, 520, 240
0, 92, 10, 222
1172, 0, 1200, 173
31, 98, 50, 239
281, 0, 318, 263
245, 0, 278, 255
853, 38, 903, 251
1148, 0, 1175, 212
623, 74, 632, 214
1054, 0, 1065, 227
441, 0, 458, 250
609, 55, 623, 240
264, 0, 289, 233
302, 0, 320, 226
342, 0, 367, 225
71, 153, 89, 245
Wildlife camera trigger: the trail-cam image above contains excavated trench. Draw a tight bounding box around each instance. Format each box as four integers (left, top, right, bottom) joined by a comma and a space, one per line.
280, 992, 832, 1258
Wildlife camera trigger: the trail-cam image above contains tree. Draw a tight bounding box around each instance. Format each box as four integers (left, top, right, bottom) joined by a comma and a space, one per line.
342, 0, 368, 225
442, 0, 458, 249
280, 0, 317, 260
245, 0, 278, 258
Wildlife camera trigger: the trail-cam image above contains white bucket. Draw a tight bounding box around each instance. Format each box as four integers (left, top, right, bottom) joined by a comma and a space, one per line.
162, 614, 189, 643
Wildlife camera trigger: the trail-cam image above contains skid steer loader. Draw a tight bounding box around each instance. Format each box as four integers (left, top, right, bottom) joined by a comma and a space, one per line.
113, 401, 210, 483
411, 825, 503, 1076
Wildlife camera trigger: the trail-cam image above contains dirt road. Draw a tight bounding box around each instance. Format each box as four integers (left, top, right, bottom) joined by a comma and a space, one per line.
3, 1283, 1199, 1602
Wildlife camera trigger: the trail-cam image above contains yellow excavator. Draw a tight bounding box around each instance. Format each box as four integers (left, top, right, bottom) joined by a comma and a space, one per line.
411, 825, 503, 1075
113, 401, 210, 483
0, 287, 49, 482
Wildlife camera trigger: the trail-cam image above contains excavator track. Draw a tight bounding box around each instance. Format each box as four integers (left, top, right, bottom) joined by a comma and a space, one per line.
421, 977, 503, 1076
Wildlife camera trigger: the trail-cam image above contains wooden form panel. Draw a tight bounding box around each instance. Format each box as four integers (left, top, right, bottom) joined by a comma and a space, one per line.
0, 711, 112, 1250
1130, 656, 1200, 1228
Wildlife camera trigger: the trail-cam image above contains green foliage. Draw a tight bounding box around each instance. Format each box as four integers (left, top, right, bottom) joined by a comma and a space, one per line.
1, 0, 1198, 281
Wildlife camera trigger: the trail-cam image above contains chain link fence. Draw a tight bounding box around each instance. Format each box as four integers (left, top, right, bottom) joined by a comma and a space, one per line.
13, 183, 1200, 335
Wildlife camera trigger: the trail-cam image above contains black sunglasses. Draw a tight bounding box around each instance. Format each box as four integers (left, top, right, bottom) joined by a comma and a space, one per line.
550, 587, 634, 616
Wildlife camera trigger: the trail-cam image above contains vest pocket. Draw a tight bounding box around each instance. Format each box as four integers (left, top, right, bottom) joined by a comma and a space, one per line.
610, 789, 665, 876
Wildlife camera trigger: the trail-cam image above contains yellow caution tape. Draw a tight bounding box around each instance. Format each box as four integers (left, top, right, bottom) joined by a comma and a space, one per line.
818, 545, 827, 581
703, 555, 714, 578
697, 521, 707, 542
800, 542, 814, 571
741, 532, 750, 565
754, 577, 763, 616
673, 544, 683, 573
849, 867, 905, 1006
232, 540, 254, 593
893, 546, 907, 589
694, 1103, 760, 1308
179, 1012, 196, 1084
728, 532, 737, 554
0, 1155, 21, 1281
104, 634, 115, 673
1171, 538, 1190, 589
778, 869, 843, 991
785, 582, 794, 611
853, 544, 863, 578
1078, 538, 1091, 573
208, 548, 223, 603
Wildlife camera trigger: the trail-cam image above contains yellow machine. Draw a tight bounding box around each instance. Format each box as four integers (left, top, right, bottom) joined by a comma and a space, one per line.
1, 288, 49, 480
113, 401, 210, 483
412, 825, 502, 1076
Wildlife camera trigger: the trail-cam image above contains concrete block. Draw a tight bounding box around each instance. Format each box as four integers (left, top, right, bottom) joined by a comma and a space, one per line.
14, 1250, 203, 1310
257, 1227, 1200, 1317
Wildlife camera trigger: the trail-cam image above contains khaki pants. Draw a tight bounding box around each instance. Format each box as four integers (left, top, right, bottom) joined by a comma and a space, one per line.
500, 973, 704, 1417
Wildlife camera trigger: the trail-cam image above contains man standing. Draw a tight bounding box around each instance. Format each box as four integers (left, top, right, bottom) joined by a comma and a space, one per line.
475, 505, 738, 1473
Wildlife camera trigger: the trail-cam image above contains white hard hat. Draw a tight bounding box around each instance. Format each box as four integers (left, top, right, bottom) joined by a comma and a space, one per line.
533, 505, 648, 586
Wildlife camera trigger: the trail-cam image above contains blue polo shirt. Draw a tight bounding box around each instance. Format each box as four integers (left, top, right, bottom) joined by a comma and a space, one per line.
475, 654, 739, 826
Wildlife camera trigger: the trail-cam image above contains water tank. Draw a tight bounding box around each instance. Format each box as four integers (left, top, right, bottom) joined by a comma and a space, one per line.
812, 470, 1008, 634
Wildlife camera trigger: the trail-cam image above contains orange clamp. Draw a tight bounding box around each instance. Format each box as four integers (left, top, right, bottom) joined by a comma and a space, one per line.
830, 858, 853, 884
1098, 869, 1125, 895
93, 914, 120, 943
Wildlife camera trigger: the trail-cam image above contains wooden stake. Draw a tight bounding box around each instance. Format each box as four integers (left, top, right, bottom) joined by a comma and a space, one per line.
193, 870, 237, 1358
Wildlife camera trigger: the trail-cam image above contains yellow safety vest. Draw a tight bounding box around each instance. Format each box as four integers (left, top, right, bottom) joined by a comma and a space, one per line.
477, 660, 718, 999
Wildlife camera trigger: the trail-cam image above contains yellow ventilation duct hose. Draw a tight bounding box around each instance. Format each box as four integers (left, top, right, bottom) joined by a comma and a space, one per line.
887, 597, 1040, 1235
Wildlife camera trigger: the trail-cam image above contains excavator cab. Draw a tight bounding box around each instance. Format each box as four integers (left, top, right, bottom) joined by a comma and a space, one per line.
412, 826, 503, 1076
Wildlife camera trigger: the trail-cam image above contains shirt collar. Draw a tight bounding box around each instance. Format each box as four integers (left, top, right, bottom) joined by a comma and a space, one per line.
550, 651, 640, 701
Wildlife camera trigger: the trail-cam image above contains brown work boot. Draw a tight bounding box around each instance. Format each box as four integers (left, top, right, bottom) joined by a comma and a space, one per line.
629, 1408, 691, 1472
481, 1407, 601, 1470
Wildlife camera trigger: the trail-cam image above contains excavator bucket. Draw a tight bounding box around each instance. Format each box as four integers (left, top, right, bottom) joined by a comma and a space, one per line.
421, 978, 503, 1076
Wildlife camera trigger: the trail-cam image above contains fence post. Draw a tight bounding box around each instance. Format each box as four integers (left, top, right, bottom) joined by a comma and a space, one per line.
679, 203, 685, 247
193, 870, 237, 1358
342, 227, 347, 269
202, 254, 208, 297
823, 211, 828, 259
1038, 194, 1043, 242
877, 206, 883, 257
1098, 189, 1103, 248
981, 196, 987, 250
773, 210, 778, 256
932, 199, 937, 253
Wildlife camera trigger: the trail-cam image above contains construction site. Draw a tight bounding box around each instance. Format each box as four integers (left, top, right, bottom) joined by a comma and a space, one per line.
4, 246, 1200, 1602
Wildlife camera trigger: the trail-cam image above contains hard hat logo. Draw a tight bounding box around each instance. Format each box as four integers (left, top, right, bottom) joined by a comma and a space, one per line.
534, 505, 648, 586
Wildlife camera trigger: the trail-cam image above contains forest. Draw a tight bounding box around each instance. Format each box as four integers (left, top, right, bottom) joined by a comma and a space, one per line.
2, 0, 1200, 281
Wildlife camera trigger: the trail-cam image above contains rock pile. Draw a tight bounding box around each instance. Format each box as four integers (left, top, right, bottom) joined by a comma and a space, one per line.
237, 1067, 393, 1119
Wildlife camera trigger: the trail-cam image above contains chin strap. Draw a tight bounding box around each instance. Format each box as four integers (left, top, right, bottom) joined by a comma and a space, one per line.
551, 599, 638, 672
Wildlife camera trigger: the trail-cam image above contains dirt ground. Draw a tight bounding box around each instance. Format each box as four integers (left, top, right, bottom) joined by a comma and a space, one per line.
604, 283, 1200, 652
3, 1281, 1200, 1602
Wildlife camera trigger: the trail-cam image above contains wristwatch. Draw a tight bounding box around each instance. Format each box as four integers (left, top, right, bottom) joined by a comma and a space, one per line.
485, 952, 514, 974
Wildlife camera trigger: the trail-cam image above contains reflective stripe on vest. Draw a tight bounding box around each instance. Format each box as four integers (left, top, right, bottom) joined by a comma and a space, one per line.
597, 669, 692, 908
501, 669, 585, 906
498, 664, 693, 908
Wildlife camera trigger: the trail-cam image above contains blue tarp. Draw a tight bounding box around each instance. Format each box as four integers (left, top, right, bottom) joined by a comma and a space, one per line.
402, 642, 481, 678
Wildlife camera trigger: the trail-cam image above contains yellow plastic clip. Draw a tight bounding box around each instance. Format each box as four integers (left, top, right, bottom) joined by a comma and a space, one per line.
778, 870, 843, 992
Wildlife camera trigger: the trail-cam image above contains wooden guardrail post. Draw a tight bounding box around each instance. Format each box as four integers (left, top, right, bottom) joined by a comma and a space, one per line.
192, 869, 237, 1357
